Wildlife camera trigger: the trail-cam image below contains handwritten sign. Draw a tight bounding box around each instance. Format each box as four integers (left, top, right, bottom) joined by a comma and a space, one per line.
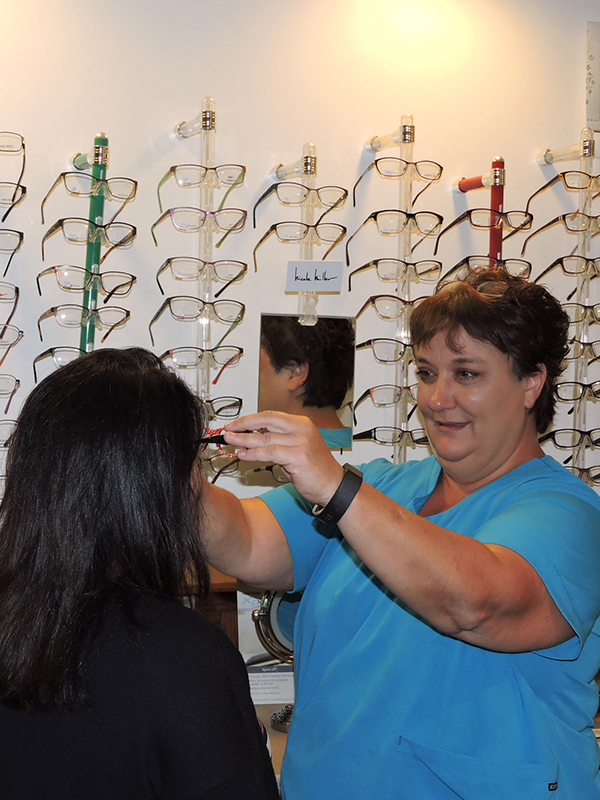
286, 260, 343, 293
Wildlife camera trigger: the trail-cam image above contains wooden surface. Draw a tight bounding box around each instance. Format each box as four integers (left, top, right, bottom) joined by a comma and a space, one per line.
193, 567, 239, 645
209, 566, 237, 591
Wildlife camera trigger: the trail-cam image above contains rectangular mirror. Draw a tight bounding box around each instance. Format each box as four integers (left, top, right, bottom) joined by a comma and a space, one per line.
259, 313, 355, 451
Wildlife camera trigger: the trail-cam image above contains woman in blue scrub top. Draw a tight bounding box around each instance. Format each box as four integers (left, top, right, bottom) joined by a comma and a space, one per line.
204, 268, 600, 800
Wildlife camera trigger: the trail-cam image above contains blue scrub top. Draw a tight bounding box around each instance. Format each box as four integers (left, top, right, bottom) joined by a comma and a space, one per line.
262, 455, 600, 800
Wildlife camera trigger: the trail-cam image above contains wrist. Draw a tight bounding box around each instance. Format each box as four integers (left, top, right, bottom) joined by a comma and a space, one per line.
311, 463, 363, 525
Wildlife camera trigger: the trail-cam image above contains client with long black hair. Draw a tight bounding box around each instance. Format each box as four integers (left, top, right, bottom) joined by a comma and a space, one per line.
0, 348, 279, 800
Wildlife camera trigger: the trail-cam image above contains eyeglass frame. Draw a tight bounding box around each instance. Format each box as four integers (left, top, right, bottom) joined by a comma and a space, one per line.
41, 172, 138, 225
149, 296, 245, 347
348, 258, 442, 292
155, 256, 247, 298
432, 208, 533, 256
353, 383, 418, 424
539, 428, 600, 449
253, 220, 347, 272
252, 182, 348, 227
0, 324, 24, 366
157, 163, 246, 214
41, 218, 136, 263
0, 132, 26, 191
525, 171, 600, 214
0, 182, 27, 223
356, 294, 427, 321
437, 256, 532, 288
518, 212, 600, 256
0, 280, 19, 331
355, 338, 412, 363
151, 206, 247, 246
352, 157, 443, 206
0, 229, 24, 277
346, 209, 444, 266
36, 265, 137, 304
33, 346, 84, 383
565, 464, 600, 486
37, 304, 130, 343
202, 396, 243, 420
0, 373, 20, 414
352, 426, 429, 446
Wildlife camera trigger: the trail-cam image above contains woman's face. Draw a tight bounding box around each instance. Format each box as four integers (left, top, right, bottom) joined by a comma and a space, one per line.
414, 329, 545, 488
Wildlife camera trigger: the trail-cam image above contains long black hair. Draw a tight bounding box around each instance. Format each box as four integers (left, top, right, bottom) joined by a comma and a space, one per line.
0, 348, 210, 711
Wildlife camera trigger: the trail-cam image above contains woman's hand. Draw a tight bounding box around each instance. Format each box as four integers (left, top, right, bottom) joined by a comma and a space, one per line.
224, 411, 344, 507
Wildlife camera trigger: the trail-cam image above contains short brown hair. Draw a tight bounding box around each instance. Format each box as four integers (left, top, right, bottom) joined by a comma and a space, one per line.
409, 268, 569, 433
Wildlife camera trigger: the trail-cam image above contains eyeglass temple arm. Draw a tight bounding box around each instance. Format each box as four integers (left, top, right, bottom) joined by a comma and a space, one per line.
37, 309, 56, 341
2, 286, 18, 334
314, 192, 348, 225
41, 221, 62, 261
40, 175, 65, 225
15, 142, 25, 191
99, 231, 136, 266
100, 312, 130, 344
252, 184, 277, 228
105, 195, 133, 226
355, 296, 375, 320
214, 211, 246, 249
212, 313, 244, 352
210, 457, 241, 484
148, 299, 170, 347
155, 260, 171, 295
524, 175, 560, 215
432, 214, 464, 256
345, 217, 370, 266
151, 211, 170, 247
412, 179, 434, 207
351, 163, 374, 206
156, 168, 174, 215
212, 351, 242, 385
4, 381, 18, 415
2, 237, 21, 278
103, 276, 136, 305
322, 229, 346, 260
533, 260, 561, 285
352, 389, 371, 426
1, 184, 26, 224
32, 351, 49, 383
213, 265, 247, 299
217, 173, 245, 213
35, 268, 55, 296
348, 261, 375, 292
517, 217, 560, 256
352, 429, 376, 442
252, 227, 276, 272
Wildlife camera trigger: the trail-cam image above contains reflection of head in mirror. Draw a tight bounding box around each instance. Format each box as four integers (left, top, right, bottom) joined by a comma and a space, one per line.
259, 315, 354, 448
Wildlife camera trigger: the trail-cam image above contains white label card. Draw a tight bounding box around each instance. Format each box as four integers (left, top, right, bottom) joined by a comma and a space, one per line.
286, 260, 343, 293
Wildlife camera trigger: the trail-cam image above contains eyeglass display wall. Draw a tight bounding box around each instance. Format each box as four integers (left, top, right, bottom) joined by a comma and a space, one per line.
1, 0, 600, 496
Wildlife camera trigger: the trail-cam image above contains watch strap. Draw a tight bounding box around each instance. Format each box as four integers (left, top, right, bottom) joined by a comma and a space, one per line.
311, 463, 363, 525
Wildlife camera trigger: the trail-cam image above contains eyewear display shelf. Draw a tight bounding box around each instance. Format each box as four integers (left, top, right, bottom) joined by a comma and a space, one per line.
352, 114, 443, 464
159, 99, 247, 640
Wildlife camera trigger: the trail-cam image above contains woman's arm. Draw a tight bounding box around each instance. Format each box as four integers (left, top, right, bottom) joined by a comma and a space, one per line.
199, 476, 295, 590
223, 412, 574, 652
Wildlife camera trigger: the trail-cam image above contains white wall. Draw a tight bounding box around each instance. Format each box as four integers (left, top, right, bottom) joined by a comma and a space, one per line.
1, 0, 599, 493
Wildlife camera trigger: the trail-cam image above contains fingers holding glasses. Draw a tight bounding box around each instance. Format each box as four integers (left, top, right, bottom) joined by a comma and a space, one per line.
223, 411, 343, 506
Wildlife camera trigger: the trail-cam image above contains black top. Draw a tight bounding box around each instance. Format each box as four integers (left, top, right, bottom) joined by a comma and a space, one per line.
0, 592, 280, 800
